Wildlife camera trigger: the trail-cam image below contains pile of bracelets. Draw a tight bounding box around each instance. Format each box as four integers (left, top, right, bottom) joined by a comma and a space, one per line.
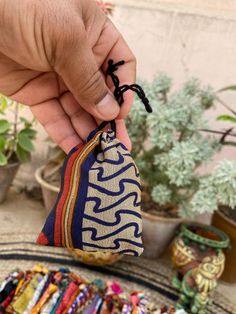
0, 264, 187, 314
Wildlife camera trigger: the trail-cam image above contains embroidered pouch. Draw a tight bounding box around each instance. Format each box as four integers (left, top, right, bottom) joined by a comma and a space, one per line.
37, 60, 152, 256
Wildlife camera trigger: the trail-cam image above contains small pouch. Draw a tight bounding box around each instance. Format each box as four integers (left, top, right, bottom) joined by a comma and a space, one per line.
37, 60, 152, 256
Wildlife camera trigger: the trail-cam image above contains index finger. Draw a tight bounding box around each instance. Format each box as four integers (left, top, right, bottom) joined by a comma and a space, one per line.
101, 21, 136, 119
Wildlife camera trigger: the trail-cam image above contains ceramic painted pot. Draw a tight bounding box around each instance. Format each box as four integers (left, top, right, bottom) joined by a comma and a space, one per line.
171, 223, 230, 314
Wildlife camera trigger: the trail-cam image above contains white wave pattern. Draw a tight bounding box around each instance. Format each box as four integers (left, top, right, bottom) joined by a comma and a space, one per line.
82, 132, 144, 256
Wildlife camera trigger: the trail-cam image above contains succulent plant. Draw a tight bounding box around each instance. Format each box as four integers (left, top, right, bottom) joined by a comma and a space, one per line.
126, 74, 220, 217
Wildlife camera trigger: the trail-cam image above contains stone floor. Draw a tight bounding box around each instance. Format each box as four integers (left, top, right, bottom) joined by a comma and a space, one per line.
0, 187, 236, 306
0, 188, 46, 235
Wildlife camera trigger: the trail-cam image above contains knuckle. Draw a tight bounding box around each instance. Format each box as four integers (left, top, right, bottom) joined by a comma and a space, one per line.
79, 70, 106, 103
43, 3, 84, 65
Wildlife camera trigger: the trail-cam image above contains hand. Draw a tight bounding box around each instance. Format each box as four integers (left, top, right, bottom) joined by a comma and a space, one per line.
0, 0, 136, 152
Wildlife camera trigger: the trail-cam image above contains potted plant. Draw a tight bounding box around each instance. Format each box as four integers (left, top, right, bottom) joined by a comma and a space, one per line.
191, 160, 236, 283
0, 95, 37, 203
195, 85, 236, 283
126, 74, 220, 259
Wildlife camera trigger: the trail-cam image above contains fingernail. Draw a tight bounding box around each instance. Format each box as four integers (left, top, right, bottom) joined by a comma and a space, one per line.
96, 93, 120, 119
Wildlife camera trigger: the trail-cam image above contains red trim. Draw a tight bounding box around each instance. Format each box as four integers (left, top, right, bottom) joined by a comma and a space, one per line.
54, 144, 84, 246
37, 232, 49, 245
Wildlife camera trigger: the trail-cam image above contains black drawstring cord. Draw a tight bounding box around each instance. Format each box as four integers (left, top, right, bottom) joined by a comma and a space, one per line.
106, 59, 152, 113
97, 59, 152, 133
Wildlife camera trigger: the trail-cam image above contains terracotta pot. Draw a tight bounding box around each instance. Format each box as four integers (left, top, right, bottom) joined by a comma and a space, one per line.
35, 166, 59, 213
212, 210, 236, 283
142, 211, 183, 259
0, 162, 19, 204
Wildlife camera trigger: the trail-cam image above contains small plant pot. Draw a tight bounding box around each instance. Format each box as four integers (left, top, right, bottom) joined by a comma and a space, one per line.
142, 211, 183, 259
212, 209, 236, 283
35, 166, 59, 213
0, 162, 19, 204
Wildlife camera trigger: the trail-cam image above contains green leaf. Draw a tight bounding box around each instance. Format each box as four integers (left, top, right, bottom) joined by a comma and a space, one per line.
0, 96, 7, 106
16, 144, 31, 162
20, 117, 28, 123
0, 152, 7, 166
19, 128, 37, 139
0, 96, 7, 114
18, 133, 34, 152
217, 115, 236, 123
0, 119, 10, 134
20, 117, 33, 128
218, 85, 236, 93
0, 136, 6, 151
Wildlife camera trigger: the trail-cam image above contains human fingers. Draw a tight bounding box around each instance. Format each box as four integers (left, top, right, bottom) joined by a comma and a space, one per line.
30, 99, 82, 153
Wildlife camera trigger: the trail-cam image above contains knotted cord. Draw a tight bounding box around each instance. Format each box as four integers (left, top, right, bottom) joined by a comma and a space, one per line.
98, 59, 152, 133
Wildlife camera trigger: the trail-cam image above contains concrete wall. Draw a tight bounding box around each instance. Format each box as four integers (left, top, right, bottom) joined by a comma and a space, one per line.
16, 0, 236, 186
109, 0, 236, 171
110, 0, 236, 19
110, 0, 236, 86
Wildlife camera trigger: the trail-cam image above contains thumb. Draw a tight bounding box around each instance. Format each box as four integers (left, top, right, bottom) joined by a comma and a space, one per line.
54, 29, 120, 121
